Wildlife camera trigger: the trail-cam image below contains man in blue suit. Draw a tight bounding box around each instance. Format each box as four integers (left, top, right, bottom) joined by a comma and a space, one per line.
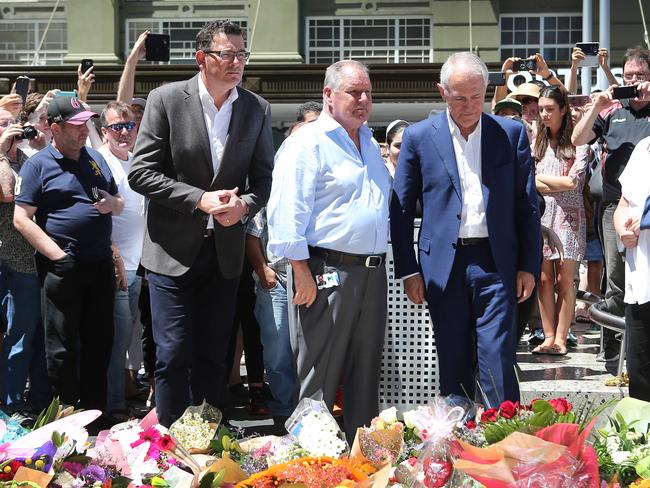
390, 52, 541, 407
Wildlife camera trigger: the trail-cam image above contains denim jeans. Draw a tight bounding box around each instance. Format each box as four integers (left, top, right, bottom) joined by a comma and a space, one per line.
0, 265, 50, 409
254, 279, 295, 416
107, 270, 141, 411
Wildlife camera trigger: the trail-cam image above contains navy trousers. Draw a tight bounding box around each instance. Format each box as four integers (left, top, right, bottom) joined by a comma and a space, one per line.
427, 241, 518, 408
147, 238, 239, 426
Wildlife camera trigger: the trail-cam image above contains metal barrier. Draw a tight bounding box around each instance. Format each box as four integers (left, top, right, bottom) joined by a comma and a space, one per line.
588, 300, 626, 377
379, 222, 440, 410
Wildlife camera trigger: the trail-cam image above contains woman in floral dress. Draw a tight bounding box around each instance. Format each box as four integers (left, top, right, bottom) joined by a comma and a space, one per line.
533, 86, 588, 355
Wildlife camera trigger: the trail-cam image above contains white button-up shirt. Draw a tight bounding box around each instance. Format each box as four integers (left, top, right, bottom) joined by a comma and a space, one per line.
198, 75, 238, 229
267, 112, 392, 260
447, 110, 488, 238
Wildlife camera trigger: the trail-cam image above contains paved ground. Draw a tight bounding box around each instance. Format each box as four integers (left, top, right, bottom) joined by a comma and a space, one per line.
518, 320, 627, 407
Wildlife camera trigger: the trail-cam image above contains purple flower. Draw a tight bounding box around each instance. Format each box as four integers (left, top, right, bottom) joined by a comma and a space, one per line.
78, 464, 106, 483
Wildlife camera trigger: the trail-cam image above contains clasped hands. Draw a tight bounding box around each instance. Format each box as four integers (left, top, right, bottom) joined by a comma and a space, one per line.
198, 187, 247, 227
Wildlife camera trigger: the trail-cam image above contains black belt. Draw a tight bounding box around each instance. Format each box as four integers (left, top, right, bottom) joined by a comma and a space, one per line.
456, 237, 489, 246
309, 246, 385, 268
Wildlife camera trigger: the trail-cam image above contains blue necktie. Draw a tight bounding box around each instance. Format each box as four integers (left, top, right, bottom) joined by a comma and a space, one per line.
641, 194, 650, 230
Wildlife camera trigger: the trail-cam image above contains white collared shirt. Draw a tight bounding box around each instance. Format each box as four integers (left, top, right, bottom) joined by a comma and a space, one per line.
267, 112, 392, 260
197, 75, 239, 229
447, 110, 488, 238
618, 136, 650, 305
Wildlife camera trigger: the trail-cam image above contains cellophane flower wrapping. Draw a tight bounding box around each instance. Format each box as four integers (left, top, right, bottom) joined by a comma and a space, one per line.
359, 407, 405, 466
285, 398, 349, 458
395, 396, 472, 487
169, 401, 222, 451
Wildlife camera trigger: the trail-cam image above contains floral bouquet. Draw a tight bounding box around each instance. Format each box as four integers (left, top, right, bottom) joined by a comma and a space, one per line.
469, 397, 605, 446
285, 398, 349, 458
234, 455, 376, 488
389, 396, 471, 487
355, 407, 405, 467
169, 401, 222, 453
594, 397, 650, 487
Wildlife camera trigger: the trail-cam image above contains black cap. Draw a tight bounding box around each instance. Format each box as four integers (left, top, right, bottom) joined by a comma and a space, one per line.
47, 96, 98, 125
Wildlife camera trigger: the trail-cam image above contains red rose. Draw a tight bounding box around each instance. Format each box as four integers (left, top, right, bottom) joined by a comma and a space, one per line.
480, 408, 498, 423
499, 400, 519, 419
465, 419, 477, 429
548, 398, 572, 414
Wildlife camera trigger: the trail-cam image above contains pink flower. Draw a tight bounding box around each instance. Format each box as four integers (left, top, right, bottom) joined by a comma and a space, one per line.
548, 398, 572, 414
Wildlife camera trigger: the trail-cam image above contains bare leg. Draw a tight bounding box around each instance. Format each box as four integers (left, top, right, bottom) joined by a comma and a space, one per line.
536, 259, 557, 350
554, 259, 577, 351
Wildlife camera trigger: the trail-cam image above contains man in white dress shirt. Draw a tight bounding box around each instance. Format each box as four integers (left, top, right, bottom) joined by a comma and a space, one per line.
268, 60, 392, 441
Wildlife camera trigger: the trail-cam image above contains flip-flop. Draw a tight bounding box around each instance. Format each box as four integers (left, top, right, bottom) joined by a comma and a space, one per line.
547, 344, 568, 356
531, 344, 553, 354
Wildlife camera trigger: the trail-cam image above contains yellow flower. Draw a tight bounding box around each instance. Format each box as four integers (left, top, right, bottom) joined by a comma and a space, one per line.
35, 459, 45, 469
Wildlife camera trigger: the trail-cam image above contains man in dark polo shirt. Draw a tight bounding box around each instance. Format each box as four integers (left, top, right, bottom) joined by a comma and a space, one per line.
572, 47, 650, 365
13, 96, 124, 411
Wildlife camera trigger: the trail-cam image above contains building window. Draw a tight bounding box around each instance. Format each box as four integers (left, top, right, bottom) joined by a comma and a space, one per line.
306, 16, 432, 64
126, 19, 248, 64
500, 14, 582, 62
0, 20, 67, 65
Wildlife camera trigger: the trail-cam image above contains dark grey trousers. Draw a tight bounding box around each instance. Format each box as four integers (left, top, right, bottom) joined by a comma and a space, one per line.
287, 255, 387, 442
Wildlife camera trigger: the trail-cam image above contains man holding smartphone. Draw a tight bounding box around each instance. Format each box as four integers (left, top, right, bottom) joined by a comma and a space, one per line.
572, 47, 650, 368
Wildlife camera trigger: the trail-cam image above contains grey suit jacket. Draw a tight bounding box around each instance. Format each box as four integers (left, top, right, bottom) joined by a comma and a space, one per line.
128, 74, 274, 278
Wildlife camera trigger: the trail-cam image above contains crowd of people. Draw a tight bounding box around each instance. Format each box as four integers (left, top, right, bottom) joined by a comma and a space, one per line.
1, 19, 649, 439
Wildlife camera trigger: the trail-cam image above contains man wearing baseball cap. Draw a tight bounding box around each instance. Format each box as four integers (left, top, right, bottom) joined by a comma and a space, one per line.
13, 95, 124, 418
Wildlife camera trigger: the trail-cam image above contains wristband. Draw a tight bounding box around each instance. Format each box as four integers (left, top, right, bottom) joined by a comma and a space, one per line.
544, 73, 554, 81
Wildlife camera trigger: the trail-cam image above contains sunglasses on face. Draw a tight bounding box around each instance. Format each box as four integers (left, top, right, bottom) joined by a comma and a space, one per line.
105, 121, 136, 132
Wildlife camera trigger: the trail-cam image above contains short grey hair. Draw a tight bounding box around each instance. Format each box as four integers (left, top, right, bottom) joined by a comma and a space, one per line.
439, 52, 488, 88
324, 60, 369, 90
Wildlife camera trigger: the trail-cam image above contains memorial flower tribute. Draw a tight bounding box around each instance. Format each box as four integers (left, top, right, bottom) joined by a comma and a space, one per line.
0, 396, 649, 487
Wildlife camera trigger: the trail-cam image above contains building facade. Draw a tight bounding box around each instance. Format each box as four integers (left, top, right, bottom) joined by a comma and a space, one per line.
0, 0, 647, 124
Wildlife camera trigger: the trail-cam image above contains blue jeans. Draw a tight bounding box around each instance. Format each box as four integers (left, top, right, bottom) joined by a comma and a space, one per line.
0, 265, 50, 409
107, 270, 141, 411
254, 279, 295, 416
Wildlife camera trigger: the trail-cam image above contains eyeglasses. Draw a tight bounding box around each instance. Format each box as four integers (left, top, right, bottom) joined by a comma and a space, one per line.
203, 49, 250, 62
105, 121, 136, 133
623, 72, 649, 82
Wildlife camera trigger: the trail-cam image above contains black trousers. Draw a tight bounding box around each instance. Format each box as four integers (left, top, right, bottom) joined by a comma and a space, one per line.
226, 258, 265, 385
626, 301, 650, 401
36, 254, 114, 410
147, 238, 239, 427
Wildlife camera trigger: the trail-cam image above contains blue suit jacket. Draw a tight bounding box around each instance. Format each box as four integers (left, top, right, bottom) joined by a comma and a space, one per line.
390, 111, 541, 306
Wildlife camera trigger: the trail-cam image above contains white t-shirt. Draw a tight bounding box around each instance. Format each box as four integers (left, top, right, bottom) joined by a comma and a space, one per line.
98, 145, 146, 271
618, 136, 650, 305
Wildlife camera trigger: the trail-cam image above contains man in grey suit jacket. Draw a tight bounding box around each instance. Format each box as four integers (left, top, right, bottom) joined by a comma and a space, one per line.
128, 20, 274, 426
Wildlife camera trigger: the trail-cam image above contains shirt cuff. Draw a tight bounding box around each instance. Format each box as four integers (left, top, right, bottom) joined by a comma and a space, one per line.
401, 272, 420, 280
267, 239, 310, 261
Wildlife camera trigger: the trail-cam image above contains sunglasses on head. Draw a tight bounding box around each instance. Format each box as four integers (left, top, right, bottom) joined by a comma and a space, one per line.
105, 121, 136, 132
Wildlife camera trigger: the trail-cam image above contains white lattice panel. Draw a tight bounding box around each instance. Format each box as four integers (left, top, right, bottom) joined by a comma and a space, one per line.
379, 228, 440, 409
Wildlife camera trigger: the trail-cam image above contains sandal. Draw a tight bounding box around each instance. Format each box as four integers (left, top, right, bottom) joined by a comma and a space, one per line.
531, 335, 555, 354
547, 344, 568, 356
532, 344, 553, 354
575, 308, 592, 323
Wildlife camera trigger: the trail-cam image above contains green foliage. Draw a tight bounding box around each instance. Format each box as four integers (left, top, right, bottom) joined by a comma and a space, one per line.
33, 397, 60, 430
